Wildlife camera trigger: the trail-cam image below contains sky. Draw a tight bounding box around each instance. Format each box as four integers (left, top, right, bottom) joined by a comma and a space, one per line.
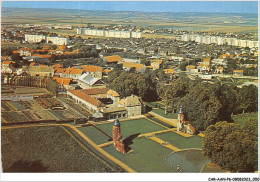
1, 1, 258, 14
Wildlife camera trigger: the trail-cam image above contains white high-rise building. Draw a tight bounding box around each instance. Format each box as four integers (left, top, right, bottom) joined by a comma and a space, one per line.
46, 37, 69, 45
76, 28, 142, 38
25, 35, 46, 43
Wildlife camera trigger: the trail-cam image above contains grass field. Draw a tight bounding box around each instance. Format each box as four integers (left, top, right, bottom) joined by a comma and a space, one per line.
156, 132, 202, 149
96, 118, 166, 138
232, 112, 258, 126
152, 108, 178, 119
102, 137, 173, 172
78, 125, 112, 145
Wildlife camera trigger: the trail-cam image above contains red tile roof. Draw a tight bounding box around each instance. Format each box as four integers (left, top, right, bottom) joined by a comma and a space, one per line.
81, 65, 102, 72
68, 89, 105, 107
104, 55, 123, 63
53, 77, 72, 85
2, 61, 14, 65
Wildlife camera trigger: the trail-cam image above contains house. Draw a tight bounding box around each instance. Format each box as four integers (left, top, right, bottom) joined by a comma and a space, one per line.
67, 88, 120, 113
67, 89, 106, 112
78, 74, 105, 89
118, 94, 144, 117
81, 65, 103, 79
103, 55, 123, 64
202, 58, 211, 67
18, 47, 35, 56
120, 62, 146, 73
151, 59, 163, 70
215, 67, 224, 74
2, 61, 15, 69
186, 65, 196, 73
53, 77, 73, 90
107, 89, 120, 105
164, 69, 175, 74
62, 68, 84, 80
218, 54, 234, 59
22, 66, 54, 77
233, 70, 244, 76
1, 61, 16, 74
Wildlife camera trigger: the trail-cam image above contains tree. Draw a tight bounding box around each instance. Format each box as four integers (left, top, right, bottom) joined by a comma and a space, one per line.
109, 71, 157, 101
238, 85, 258, 113
203, 121, 257, 172
1, 48, 14, 56
180, 62, 188, 71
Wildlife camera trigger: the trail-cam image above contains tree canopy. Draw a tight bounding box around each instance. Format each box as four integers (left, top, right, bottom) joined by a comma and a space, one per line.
203, 121, 258, 172
109, 71, 157, 101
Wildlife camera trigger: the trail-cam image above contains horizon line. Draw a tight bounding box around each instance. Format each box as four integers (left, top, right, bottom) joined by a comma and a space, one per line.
2, 6, 258, 15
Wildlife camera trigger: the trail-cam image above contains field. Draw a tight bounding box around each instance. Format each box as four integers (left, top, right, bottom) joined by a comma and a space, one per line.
156, 132, 202, 149
1, 126, 123, 172
2, 7, 258, 34
103, 137, 173, 172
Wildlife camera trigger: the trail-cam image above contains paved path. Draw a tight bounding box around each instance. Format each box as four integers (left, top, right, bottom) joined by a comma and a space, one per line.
148, 136, 181, 152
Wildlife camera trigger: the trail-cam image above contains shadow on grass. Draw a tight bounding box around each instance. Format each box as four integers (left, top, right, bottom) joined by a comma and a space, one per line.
123, 133, 140, 153
4, 160, 49, 173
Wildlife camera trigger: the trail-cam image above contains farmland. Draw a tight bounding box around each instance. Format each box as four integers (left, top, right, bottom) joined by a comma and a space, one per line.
2, 7, 258, 34
1, 126, 124, 172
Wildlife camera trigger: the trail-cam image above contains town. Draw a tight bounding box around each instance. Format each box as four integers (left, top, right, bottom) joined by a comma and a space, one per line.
1, 3, 258, 177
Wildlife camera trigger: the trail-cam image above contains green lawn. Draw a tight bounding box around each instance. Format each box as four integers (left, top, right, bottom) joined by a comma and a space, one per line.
102, 137, 173, 172
96, 118, 167, 139
78, 126, 111, 145
232, 113, 258, 126
156, 132, 203, 149
152, 108, 178, 119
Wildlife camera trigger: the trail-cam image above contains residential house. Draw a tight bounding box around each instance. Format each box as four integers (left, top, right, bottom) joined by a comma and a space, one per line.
163, 69, 175, 74
107, 89, 120, 105
215, 67, 224, 74
151, 59, 163, 70
18, 47, 35, 56
62, 68, 84, 80
233, 70, 244, 76
78, 74, 105, 89
22, 66, 54, 77
103, 55, 124, 64
118, 94, 144, 117
203, 58, 211, 67
53, 77, 73, 90
81, 65, 103, 79
186, 65, 197, 73
120, 62, 146, 73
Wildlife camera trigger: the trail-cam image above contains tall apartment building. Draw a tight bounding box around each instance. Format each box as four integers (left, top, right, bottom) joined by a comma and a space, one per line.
25, 35, 46, 43
25, 34, 69, 45
181, 34, 258, 48
76, 28, 142, 39
46, 37, 69, 45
